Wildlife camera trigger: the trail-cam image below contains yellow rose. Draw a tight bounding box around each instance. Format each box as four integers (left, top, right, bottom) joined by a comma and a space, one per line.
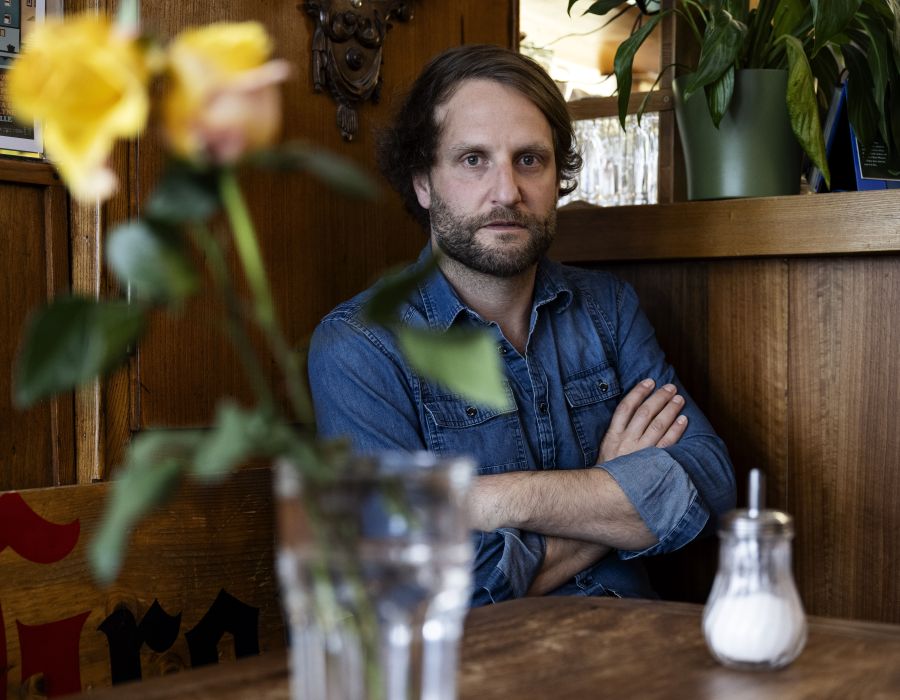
163, 22, 290, 164
6, 14, 156, 202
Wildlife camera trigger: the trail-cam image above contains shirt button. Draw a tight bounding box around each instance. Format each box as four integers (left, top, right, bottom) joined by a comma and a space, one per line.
465, 406, 478, 417
498, 344, 508, 355
539, 402, 548, 414
598, 381, 609, 392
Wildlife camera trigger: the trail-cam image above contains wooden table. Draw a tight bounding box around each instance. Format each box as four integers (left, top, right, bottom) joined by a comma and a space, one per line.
74, 597, 900, 699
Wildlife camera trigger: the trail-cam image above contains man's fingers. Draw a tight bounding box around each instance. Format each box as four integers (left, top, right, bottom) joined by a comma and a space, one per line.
624, 383, 678, 439
657, 414, 688, 448
608, 378, 655, 434
644, 392, 684, 440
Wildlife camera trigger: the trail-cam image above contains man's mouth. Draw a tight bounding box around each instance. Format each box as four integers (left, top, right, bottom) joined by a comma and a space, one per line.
484, 220, 525, 229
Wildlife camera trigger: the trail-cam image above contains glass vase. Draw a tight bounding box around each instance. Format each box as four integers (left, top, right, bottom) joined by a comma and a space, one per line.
274, 452, 475, 700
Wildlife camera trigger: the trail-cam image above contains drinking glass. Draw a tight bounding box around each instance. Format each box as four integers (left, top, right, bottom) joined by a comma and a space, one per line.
275, 453, 475, 700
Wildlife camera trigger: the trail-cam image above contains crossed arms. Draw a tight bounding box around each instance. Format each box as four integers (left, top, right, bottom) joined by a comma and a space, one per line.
467, 378, 691, 594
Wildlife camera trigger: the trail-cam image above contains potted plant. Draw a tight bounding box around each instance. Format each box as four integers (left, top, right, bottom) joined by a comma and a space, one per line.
8, 4, 505, 698
567, 0, 900, 198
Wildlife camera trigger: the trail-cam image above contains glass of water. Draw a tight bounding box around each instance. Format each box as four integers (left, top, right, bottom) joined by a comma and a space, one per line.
275, 453, 474, 700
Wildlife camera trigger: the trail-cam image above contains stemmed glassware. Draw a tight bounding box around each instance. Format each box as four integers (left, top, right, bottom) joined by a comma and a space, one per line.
561, 112, 659, 208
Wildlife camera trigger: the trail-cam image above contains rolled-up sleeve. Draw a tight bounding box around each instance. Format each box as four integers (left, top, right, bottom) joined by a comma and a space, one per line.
471, 529, 545, 606
603, 280, 736, 558
600, 447, 707, 558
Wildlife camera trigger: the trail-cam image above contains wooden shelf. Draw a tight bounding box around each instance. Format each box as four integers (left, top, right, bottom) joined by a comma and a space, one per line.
0, 157, 59, 186
551, 190, 900, 262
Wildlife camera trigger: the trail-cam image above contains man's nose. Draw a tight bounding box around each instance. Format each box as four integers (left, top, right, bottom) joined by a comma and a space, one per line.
490, 161, 523, 207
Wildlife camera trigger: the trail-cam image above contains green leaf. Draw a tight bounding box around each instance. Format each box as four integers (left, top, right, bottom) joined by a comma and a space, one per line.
783, 35, 830, 187
842, 42, 880, 147
859, 12, 891, 118
684, 10, 747, 102
15, 297, 146, 407
772, 0, 809, 38
581, 0, 628, 15
705, 65, 735, 127
106, 219, 198, 303
248, 142, 379, 200
144, 161, 221, 224
89, 430, 202, 583
363, 254, 440, 326
191, 403, 267, 481
397, 326, 508, 410
813, 0, 863, 54
613, 12, 667, 126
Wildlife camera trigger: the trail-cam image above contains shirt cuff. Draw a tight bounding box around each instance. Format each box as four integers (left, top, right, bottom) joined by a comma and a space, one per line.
598, 447, 709, 559
471, 528, 545, 606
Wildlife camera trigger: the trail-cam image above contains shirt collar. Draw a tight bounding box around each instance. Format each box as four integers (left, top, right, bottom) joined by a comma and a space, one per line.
415, 244, 575, 332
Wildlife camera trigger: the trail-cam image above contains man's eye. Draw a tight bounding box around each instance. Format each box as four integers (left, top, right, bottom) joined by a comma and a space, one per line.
520, 154, 539, 167
464, 154, 481, 166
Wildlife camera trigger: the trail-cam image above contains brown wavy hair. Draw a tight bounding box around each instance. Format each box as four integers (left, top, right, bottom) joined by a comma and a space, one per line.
376, 44, 582, 230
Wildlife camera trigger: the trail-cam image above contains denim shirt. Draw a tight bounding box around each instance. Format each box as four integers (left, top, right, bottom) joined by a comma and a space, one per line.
308, 247, 736, 606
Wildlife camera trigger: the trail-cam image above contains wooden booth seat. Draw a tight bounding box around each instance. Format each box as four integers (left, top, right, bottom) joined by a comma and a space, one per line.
0, 468, 284, 698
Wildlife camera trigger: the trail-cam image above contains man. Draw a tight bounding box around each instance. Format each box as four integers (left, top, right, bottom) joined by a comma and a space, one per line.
308, 44, 735, 605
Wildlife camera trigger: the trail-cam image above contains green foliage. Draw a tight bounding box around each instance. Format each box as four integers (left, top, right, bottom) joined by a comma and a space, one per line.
568, 0, 900, 185
106, 219, 198, 302
144, 161, 221, 224
15, 296, 146, 407
397, 327, 509, 411
363, 255, 441, 326
89, 430, 200, 583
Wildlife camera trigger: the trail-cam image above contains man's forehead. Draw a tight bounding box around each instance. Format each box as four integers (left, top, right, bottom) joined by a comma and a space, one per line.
433, 78, 553, 149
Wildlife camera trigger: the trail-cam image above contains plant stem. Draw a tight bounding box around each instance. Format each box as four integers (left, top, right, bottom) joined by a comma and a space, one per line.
220, 168, 277, 328
219, 168, 316, 430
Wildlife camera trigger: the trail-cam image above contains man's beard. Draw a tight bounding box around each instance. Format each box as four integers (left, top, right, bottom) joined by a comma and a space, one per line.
429, 191, 556, 278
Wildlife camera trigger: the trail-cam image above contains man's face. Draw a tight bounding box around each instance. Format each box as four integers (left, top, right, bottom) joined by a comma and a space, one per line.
413, 79, 559, 278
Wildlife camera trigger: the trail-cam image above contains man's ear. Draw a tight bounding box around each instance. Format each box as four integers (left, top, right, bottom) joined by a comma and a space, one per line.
412, 173, 432, 210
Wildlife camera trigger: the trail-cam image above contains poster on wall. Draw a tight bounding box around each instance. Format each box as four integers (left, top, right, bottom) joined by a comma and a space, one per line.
0, 0, 59, 157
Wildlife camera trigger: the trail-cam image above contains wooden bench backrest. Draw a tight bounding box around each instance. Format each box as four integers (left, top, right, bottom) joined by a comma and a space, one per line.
0, 467, 283, 698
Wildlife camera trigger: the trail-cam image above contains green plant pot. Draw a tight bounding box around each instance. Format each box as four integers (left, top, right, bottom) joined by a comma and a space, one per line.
673, 70, 802, 201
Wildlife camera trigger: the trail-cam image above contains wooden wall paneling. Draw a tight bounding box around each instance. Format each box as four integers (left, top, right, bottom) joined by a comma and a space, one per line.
0, 180, 73, 490
788, 256, 900, 623
70, 197, 105, 484
44, 185, 76, 486
707, 260, 790, 509
130, 2, 515, 437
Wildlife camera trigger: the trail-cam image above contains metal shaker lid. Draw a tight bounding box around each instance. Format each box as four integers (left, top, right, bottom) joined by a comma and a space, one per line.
719, 508, 794, 538
718, 468, 794, 538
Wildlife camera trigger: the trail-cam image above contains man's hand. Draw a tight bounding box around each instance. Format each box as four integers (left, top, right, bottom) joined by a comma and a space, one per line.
598, 378, 687, 464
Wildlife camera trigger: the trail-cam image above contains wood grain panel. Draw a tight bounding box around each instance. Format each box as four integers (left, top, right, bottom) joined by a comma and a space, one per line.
133, 2, 515, 432
0, 468, 282, 697
707, 260, 790, 508
596, 262, 711, 409
552, 190, 900, 262
0, 183, 73, 490
788, 257, 900, 623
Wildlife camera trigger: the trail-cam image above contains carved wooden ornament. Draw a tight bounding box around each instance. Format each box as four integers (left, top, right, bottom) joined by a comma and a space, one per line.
305, 0, 414, 141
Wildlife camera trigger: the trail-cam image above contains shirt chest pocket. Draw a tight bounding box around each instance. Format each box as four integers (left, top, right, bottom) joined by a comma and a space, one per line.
563, 367, 623, 466
423, 394, 527, 475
